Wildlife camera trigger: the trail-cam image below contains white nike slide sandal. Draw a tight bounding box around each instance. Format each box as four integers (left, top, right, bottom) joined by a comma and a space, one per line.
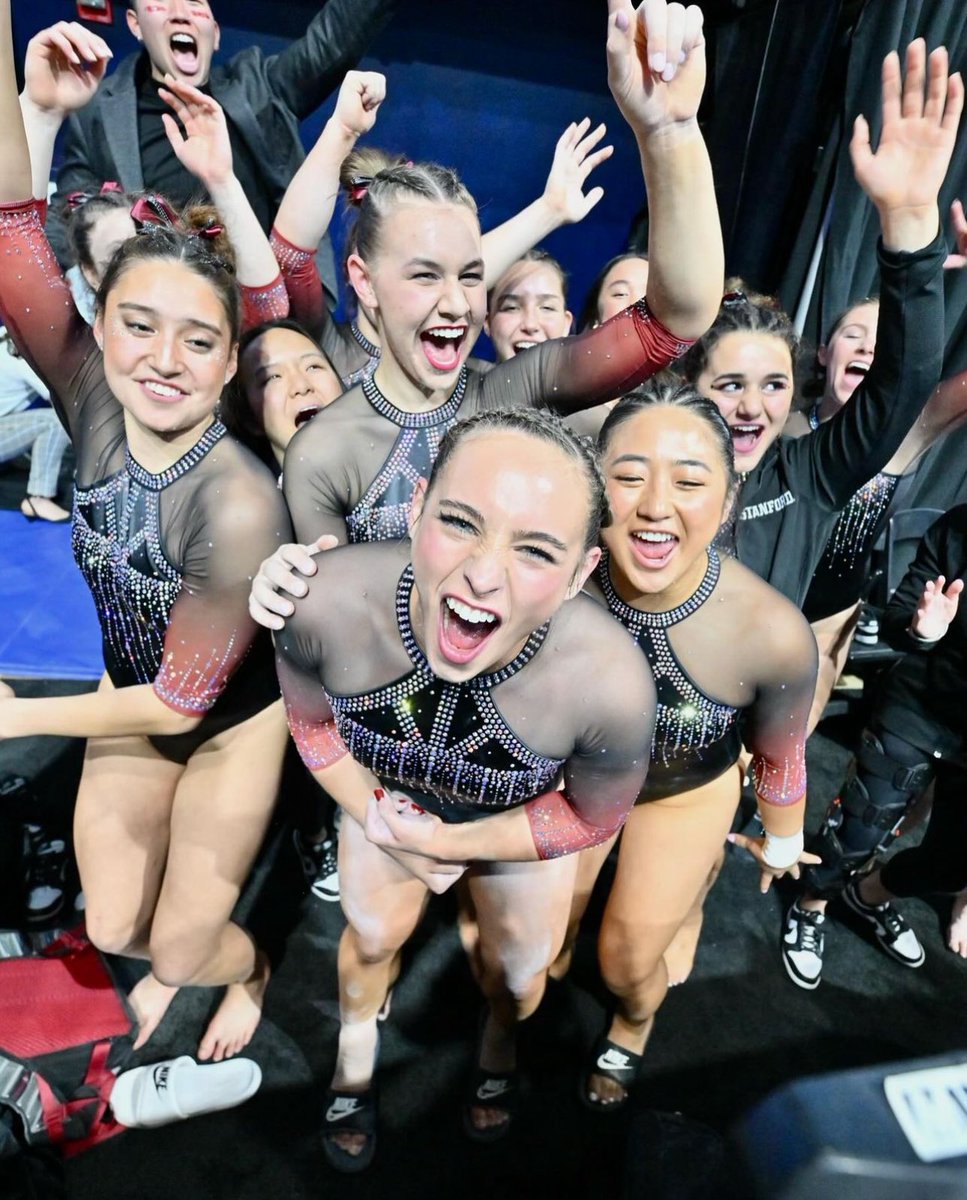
110, 1055, 262, 1129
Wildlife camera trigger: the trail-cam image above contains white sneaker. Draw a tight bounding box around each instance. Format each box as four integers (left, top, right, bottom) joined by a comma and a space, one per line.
781, 901, 826, 989
843, 878, 925, 967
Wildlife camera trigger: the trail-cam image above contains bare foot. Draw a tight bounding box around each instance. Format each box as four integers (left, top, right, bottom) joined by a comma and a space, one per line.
328, 1018, 379, 1159
949, 890, 967, 957
128, 973, 180, 1051
22, 495, 70, 523
586, 1014, 654, 1108
197, 953, 270, 1063
469, 1012, 516, 1135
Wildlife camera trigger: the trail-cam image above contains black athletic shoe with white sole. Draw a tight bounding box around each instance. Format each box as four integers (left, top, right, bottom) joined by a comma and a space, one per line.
842, 878, 925, 967
781, 901, 826, 989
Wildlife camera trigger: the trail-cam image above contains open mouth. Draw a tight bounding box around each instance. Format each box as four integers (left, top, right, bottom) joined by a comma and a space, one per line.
420, 326, 467, 373
293, 405, 321, 429
169, 32, 200, 76
630, 529, 679, 570
140, 379, 187, 403
729, 424, 764, 457
438, 595, 501, 665
842, 360, 870, 393
512, 340, 539, 355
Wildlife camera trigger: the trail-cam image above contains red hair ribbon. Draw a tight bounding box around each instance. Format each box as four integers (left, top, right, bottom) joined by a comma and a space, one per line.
129, 193, 181, 231
66, 181, 123, 211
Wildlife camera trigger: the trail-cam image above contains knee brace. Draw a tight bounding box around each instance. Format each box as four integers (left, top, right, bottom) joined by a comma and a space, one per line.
804, 729, 934, 899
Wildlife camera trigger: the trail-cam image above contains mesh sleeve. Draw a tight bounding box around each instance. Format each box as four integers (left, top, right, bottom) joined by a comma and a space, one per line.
0, 199, 98, 434
274, 605, 349, 769
153, 465, 292, 714
271, 228, 328, 342
241, 275, 289, 332
482, 299, 694, 416
525, 635, 654, 859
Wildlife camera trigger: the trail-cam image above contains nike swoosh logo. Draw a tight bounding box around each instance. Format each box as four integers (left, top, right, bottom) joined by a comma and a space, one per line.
597, 1049, 632, 1072
476, 1080, 510, 1101
326, 1101, 362, 1122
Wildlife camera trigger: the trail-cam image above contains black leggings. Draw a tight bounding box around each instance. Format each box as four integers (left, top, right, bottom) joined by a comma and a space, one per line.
881, 760, 967, 897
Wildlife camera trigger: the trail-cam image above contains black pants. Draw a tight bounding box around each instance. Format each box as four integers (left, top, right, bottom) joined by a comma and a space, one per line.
881, 760, 967, 897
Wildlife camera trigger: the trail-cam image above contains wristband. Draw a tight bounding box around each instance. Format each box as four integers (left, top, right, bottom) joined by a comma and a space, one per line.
761, 829, 804, 870
908, 623, 943, 645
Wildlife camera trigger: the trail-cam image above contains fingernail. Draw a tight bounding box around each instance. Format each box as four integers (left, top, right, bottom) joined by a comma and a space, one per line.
726, 833, 736, 843
662, 63, 676, 81
650, 52, 666, 73
374, 788, 385, 801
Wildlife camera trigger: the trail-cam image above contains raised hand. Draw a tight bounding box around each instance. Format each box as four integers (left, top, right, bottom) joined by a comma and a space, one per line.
541, 118, 613, 225
606, 0, 706, 137
850, 41, 963, 244
332, 69, 386, 140
23, 21, 111, 115
943, 199, 967, 268
912, 573, 963, 641
159, 75, 233, 190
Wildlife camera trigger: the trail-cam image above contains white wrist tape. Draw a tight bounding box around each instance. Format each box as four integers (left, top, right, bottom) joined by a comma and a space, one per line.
762, 830, 804, 870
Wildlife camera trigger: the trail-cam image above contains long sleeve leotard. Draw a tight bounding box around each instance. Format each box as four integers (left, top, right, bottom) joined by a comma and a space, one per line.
274, 539, 655, 859
584, 549, 815, 810
283, 300, 692, 545
0, 199, 292, 762
734, 234, 945, 607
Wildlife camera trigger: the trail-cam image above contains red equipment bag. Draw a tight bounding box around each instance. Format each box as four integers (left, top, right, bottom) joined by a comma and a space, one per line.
0, 928, 134, 1155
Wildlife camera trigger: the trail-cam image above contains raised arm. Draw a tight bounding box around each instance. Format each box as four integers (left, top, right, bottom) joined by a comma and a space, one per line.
157, 75, 286, 326
880, 511, 961, 649
791, 42, 962, 509
606, 0, 723, 340
480, 119, 613, 288
0, 15, 103, 409
271, 70, 384, 336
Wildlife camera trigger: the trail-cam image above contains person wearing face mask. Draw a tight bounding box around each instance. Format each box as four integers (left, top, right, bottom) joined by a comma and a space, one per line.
677, 39, 962, 610
42, 0, 397, 303
274, 408, 655, 1169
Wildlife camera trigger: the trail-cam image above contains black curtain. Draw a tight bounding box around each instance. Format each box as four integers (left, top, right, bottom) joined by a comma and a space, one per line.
778, 0, 967, 373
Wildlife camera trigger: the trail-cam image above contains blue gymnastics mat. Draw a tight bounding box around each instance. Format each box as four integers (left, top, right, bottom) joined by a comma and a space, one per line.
0, 509, 102, 680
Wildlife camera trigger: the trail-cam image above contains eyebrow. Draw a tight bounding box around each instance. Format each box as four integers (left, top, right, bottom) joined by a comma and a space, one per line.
118, 302, 223, 338
439, 498, 569, 552
405, 257, 485, 273
497, 292, 562, 304
610, 453, 712, 473
712, 371, 790, 381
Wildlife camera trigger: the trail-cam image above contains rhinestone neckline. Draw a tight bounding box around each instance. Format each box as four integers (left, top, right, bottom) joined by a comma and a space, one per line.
598, 548, 720, 630
362, 368, 467, 429
350, 320, 380, 359
125, 420, 226, 492
395, 564, 549, 688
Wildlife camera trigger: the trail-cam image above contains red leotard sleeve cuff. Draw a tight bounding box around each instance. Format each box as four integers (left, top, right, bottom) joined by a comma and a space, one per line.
284, 703, 350, 770
752, 753, 807, 808
241, 274, 289, 331
524, 789, 626, 860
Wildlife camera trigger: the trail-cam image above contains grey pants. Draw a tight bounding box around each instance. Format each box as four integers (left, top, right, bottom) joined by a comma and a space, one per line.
0, 409, 70, 499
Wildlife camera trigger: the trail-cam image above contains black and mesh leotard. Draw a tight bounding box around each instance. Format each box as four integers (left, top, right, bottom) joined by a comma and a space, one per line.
584, 549, 816, 809
274, 539, 655, 858
0, 199, 291, 762
282, 305, 693, 545
802, 470, 901, 622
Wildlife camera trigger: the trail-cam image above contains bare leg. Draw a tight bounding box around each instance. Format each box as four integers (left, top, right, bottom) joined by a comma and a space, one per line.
547, 835, 617, 982
327, 813, 430, 1159
147, 701, 288, 1062
465, 854, 578, 1133
589, 769, 739, 1107
73, 677, 185, 1050
806, 603, 862, 736
662, 841, 727, 987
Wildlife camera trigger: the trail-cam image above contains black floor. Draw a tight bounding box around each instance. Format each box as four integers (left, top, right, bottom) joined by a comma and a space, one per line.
2, 460, 966, 1199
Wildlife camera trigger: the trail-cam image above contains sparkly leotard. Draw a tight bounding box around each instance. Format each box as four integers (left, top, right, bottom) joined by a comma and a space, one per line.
585, 549, 814, 808
283, 302, 694, 547
595, 550, 741, 799
275, 539, 655, 858
0, 199, 291, 762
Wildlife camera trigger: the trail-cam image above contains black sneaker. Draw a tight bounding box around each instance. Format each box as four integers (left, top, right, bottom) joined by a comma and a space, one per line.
293, 830, 340, 903
22, 823, 67, 924
842, 878, 925, 967
781, 901, 826, 989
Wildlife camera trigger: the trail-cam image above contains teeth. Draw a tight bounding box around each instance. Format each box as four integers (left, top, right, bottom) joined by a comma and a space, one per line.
144, 381, 183, 398
294, 406, 321, 427
446, 597, 497, 625
846, 361, 869, 373
426, 328, 464, 340
633, 531, 676, 543
170, 34, 197, 50
732, 425, 761, 435
514, 341, 538, 351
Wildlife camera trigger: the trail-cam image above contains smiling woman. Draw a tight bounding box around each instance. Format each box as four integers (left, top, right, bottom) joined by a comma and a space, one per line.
0, 11, 294, 1066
